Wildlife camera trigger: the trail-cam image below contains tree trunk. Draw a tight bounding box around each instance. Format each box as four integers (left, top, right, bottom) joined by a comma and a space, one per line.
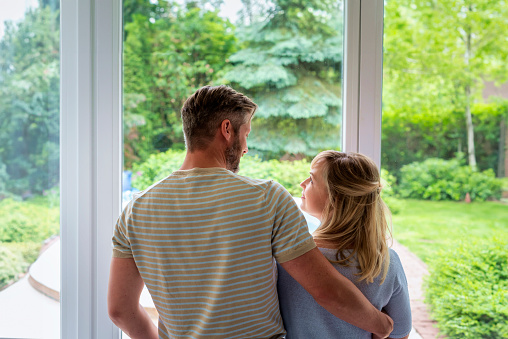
464, 21, 477, 168
465, 84, 477, 167
497, 112, 508, 178
498, 117, 506, 177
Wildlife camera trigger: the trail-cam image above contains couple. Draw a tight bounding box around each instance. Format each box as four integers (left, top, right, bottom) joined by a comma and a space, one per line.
107, 85, 411, 339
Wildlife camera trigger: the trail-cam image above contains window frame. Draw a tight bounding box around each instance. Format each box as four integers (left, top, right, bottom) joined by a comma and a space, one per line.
61, 0, 122, 337
59, 0, 383, 337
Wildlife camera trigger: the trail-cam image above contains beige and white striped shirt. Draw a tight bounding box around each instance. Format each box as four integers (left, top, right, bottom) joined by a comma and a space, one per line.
113, 167, 315, 339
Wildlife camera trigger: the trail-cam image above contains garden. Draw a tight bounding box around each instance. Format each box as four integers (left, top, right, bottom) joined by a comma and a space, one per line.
1, 0, 508, 337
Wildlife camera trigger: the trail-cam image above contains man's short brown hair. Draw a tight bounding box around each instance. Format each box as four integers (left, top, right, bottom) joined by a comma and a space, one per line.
181, 85, 257, 152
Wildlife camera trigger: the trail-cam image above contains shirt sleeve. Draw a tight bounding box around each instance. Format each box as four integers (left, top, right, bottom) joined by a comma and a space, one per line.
384, 250, 413, 338
268, 181, 316, 263
112, 202, 134, 258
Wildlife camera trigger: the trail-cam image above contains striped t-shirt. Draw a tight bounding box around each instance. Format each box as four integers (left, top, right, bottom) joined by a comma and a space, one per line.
112, 167, 316, 339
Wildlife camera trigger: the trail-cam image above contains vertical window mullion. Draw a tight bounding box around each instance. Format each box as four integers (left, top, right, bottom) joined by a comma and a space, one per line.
357, 0, 384, 167
342, 0, 361, 153
61, 0, 122, 337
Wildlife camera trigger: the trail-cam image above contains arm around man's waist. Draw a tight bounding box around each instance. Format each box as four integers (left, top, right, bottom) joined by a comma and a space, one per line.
279, 247, 394, 338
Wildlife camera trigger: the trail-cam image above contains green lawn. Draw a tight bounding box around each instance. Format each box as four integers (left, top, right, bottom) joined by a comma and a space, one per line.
391, 199, 508, 263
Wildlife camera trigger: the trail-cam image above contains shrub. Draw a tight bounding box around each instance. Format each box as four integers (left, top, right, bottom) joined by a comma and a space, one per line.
238, 156, 310, 196
425, 238, 508, 338
380, 168, 403, 215
131, 150, 311, 196
397, 157, 502, 201
0, 198, 59, 243
2, 241, 42, 264
0, 245, 28, 289
132, 150, 187, 191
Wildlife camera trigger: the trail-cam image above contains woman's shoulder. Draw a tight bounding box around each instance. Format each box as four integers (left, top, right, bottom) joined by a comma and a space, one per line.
387, 248, 405, 273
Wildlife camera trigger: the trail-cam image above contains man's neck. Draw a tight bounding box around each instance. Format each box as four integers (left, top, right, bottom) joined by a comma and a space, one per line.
180, 148, 227, 170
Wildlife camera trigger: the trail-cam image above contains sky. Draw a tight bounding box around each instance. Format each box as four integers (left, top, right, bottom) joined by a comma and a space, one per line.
0, 0, 38, 38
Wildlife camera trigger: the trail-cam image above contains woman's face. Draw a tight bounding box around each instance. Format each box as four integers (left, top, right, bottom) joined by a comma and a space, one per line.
300, 163, 329, 220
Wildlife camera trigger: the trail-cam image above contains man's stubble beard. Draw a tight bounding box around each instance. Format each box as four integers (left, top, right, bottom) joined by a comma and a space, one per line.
225, 135, 242, 174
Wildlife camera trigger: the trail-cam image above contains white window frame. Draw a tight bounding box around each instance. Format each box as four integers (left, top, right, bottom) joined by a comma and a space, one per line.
61, 0, 122, 337
59, 0, 383, 337
343, 0, 384, 167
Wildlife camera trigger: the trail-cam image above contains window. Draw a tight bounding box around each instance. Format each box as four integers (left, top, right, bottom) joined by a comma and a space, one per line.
43, 0, 382, 336
382, 1, 508, 336
121, 0, 345, 329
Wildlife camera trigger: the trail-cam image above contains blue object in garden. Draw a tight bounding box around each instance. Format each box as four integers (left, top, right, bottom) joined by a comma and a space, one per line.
123, 171, 132, 192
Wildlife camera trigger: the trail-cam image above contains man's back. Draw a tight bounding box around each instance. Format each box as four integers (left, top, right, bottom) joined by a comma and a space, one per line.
112, 167, 315, 339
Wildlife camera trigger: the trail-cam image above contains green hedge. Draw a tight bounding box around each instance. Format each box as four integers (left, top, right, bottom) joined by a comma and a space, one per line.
398, 158, 502, 201
0, 198, 59, 243
131, 149, 187, 191
237, 156, 310, 196
132, 150, 403, 199
425, 238, 508, 338
0, 245, 29, 288
131, 150, 311, 196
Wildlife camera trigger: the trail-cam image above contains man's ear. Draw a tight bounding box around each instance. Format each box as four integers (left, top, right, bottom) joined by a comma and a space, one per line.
220, 119, 232, 141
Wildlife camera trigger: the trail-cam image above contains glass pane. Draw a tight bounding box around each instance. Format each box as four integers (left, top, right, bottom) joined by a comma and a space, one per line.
121, 0, 343, 334
0, 0, 61, 337
382, 1, 508, 337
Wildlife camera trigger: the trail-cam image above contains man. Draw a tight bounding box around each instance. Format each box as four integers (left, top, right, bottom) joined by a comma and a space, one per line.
108, 85, 393, 339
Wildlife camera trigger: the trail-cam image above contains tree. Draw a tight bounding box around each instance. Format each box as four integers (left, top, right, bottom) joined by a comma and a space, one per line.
0, 6, 60, 197
383, 0, 508, 168
224, 0, 343, 158
122, 2, 238, 166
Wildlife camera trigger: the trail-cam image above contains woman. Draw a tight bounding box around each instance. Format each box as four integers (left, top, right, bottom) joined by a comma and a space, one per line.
277, 151, 412, 339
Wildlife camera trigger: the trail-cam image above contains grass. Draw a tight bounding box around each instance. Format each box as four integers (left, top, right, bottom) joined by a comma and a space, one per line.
391, 199, 508, 263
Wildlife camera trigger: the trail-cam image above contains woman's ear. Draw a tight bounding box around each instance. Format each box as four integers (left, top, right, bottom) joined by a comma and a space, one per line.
220, 119, 232, 141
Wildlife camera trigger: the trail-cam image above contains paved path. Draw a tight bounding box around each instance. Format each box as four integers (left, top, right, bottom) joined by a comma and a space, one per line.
392, 240, 442, 339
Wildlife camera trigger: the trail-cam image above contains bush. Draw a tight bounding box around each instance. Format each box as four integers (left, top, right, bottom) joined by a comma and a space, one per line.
2, 241, 42, 264
131, 150, 187, 191
380, 168, 403, 215
238, 156, 310, 196
0, 245, 29, 288
131, 150, 311, 196
397, 157, 503, 201
425, 238, 508, 338
0, 198, 59, 243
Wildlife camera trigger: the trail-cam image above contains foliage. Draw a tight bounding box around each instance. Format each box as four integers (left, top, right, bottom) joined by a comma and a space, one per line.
238, 156, 310, 196
131, 149, 187, 190
131, 149, 311, 195
123, 2, 238, 167
382, 99, 508, 177
378, 168, 403, 215
224, 0, 343, 157
391, 199, 508, 262
397, 157, 503, 201
383, 0, 508, 168
0, 245, 28, 289
425, 238, 508, 338
0, 5, 60, 197
0, 198, 59, 243
2, 241, 42, 265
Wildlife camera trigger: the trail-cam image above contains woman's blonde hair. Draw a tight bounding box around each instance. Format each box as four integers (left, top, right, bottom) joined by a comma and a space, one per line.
312, 151, 392, 284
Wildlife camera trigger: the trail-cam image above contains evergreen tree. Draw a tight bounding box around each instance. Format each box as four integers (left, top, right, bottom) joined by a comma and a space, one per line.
224, 0, 343, 158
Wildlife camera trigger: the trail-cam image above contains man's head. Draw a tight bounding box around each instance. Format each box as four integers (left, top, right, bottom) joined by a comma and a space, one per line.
181, 85, 257, 149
